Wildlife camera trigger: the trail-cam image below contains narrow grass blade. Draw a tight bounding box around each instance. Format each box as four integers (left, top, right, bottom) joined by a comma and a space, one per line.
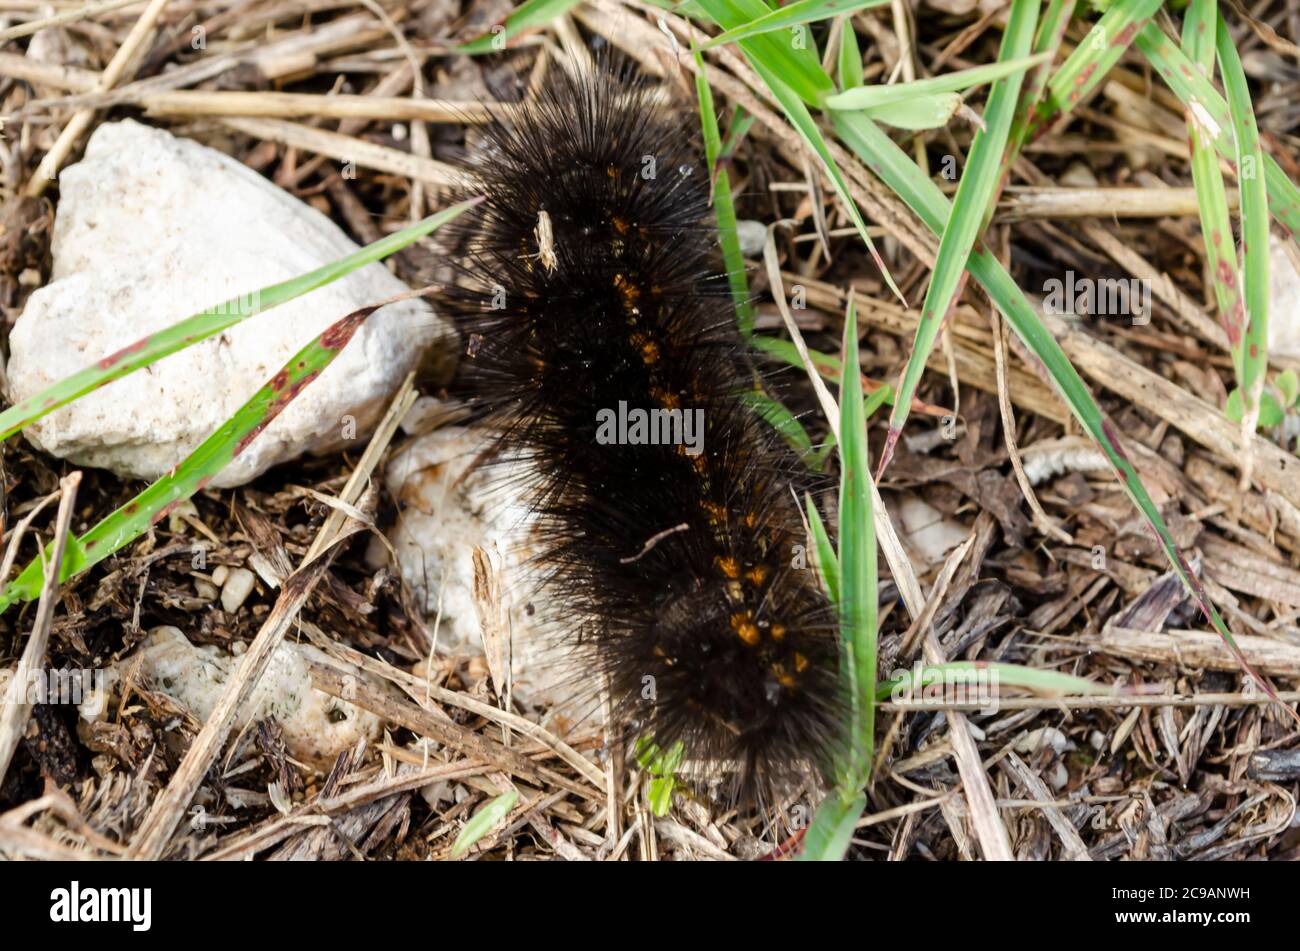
825, 53, 1049, 110
1028, 0, 1164, 136
738, 389, 818, 464
751, 335, 897, 413
450, 790, 519, 858
987, 0, 1078, 231
1183, 7, 1240, 328
830, 107, 1296, 718
694, 48, 754, 335
0, 299, 398, 612
1181, 2, 1244, 378
692, 0, 907, 303
747, 57, 905, 304
1137, 23, 1300, 240
834, 297, 876, 797
1216, 10, 1270, 419
838, 15, 864, 89
877, 661, 1118, 701
863, 93, 963, 131
0, 199, 479, 443
699, 0, 889, 49
692, 0, 833, 107
798, 302, 877, 862
796, 791, 865, 861
457, 0, 580, 54
880, 0, 1040, 476
805, 493, 841, 604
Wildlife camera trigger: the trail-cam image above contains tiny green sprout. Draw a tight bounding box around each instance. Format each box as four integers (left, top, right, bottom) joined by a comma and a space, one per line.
1225, 387, 1285, 429
635, 737, 686, 816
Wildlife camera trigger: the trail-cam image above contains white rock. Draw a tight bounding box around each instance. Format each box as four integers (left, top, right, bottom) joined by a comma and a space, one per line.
385, 426, 567, 707
81, 626, 379, 766
220, 566, 257, 613
1269, 232, 1300, 359
7, 119, 455, 488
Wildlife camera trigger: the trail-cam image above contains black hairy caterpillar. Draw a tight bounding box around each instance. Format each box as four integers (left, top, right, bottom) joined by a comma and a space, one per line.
443, 58, 843, 805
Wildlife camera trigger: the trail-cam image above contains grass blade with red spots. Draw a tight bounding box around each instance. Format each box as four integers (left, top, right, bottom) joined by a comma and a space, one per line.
877, 0, 1040, 477
1216, 9, 1270, 422
1136, 23, 1300, 240
1025, 0, 1164, 138
1182, 1, 1245, 378
0, 299, 400, 612
0, 198, 479, 443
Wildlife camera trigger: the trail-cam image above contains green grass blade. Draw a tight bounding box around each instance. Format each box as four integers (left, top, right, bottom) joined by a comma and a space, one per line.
1137, 22, 1300, 240
838, 15, 864, 89
987, 0, 1078, 231
798, 302, 876, 861
830, 106, 1293, 715
0, 300, 396, 612
699, 0, 889, 49
825, 53, 1049, 110
796, 791, 865, 861
862, 93, 963, 130
738, 389, 819, 464
693, 48, 754, 335
0, 199, 479, 443
450, 790, 519, 858
743, 54, 905, 304
880, 0, 1040, 475
456, 0, 580, 54
1181, 2, 1244, 377
692, 0, 833, 107
1216, 10, 1270, 418
691, 0, 906, 302
805, 493, 841, 604
1028, 0, 1164, 135
877, 661, 1118, 700
834, 297, 876, 796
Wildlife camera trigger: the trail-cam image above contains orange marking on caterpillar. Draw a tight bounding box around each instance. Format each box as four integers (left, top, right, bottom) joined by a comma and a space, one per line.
716, 555, 740, 578
700, 499, 726, 524
650, 386, 680, 410
730, 612, 760, 646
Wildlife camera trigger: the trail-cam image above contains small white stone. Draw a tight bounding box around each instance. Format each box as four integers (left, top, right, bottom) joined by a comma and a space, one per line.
384, 426, 568, 709
220, 566, 257, 613
735, 219, 768, 257
6, 119, 456, 488
80, 626, 378, 765
1269, 233, 1300, 359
